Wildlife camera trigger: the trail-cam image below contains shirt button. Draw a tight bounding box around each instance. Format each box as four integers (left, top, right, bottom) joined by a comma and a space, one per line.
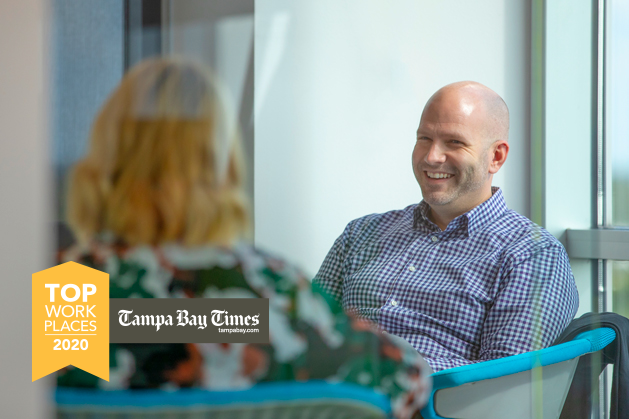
390, 299, 398, 306
408, 265, 416, 272
431, 236, 439, 242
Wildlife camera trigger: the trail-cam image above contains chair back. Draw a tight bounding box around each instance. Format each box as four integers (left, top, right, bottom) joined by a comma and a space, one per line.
421, 327, 616, 419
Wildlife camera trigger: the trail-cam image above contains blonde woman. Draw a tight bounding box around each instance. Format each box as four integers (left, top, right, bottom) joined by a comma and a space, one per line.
58, 58, 430, 418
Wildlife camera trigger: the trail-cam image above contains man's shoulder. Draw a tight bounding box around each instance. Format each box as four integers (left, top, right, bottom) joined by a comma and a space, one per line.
345, 204, 417, 233
487, 209, 567, 258
337, 205, 418, 247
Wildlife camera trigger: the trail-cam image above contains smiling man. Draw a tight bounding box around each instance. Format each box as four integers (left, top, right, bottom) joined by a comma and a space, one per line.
314, 81, 579, 372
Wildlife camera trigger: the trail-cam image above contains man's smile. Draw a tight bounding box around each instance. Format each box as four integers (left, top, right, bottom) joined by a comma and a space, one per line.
424, 171, 454, 180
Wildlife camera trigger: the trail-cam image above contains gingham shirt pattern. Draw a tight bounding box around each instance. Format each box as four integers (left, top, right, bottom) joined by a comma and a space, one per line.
314, 188, 579, 372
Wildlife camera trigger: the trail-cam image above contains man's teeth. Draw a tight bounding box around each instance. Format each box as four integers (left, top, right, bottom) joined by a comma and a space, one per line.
427, 172, 453, 179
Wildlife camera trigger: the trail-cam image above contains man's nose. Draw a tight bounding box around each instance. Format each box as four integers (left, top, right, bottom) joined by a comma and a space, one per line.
424, 142, 447, 165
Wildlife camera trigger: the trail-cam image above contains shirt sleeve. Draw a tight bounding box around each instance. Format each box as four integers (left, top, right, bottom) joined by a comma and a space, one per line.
482, 242, 579, 355
312, 224, 350, 305
427, 242, 579, 372
439, 244, 579, 369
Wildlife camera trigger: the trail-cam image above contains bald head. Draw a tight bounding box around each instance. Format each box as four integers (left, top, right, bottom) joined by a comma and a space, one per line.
413, 81, 511, 227
421, 81, 509, 146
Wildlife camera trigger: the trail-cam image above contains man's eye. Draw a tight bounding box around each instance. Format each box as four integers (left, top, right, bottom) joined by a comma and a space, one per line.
417, 136, 430, 141
449, 140, 463, 145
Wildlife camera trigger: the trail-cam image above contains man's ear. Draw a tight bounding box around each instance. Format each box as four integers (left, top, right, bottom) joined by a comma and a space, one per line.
488, 140, 509, 174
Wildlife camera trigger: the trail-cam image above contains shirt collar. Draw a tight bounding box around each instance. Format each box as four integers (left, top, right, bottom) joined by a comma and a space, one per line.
414, 187, 508, 236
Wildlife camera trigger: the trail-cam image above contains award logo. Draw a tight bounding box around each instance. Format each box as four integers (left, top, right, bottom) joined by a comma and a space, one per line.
32, 262, 269, 381
32, 262, 109, 381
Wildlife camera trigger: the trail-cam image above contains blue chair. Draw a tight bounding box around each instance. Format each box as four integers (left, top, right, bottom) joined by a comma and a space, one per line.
420, 328, 616, 419
55, 381, 392, 418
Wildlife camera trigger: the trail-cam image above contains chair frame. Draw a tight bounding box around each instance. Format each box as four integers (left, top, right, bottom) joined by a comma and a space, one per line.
420, 328, 616, 419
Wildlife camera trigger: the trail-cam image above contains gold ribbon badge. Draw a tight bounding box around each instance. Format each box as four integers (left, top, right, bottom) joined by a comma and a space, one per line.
32, 262, 109, 381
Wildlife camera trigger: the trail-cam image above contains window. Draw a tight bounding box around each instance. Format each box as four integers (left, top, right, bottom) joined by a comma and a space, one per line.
607, 0, 629, 321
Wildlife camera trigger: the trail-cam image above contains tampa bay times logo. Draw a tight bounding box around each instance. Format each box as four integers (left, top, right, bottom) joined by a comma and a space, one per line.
117, 308, 261, 332
110, 299, 269, 344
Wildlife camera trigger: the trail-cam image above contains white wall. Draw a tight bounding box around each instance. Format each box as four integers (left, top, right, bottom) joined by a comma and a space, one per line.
254, 0, 531, 276
0, 0, 51, 417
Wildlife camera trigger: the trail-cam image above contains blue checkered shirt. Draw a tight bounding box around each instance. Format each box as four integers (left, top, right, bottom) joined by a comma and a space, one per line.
314, 188, 579, 372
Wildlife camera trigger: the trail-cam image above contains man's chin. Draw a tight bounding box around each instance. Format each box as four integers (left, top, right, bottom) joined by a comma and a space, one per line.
421, 192, 455, 207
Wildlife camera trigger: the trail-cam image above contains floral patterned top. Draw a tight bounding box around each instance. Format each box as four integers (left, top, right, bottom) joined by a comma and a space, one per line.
57, 241, 431, 418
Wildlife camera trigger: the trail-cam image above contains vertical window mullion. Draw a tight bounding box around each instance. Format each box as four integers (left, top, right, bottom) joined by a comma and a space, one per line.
597, 1, 611, 417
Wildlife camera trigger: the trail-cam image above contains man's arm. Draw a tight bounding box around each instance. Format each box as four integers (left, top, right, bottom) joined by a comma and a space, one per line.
480, 243, 579, 358
428, 242, 579, 372
312, 228, 348, 305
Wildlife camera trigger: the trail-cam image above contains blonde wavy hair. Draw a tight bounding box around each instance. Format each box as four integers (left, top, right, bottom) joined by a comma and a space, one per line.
67, 58, 249, 247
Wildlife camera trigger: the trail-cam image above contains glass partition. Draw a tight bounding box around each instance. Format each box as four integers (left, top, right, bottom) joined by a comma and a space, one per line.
48, 0, 623, 417
608, 0, 629, 228
607, 0, 629, 323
